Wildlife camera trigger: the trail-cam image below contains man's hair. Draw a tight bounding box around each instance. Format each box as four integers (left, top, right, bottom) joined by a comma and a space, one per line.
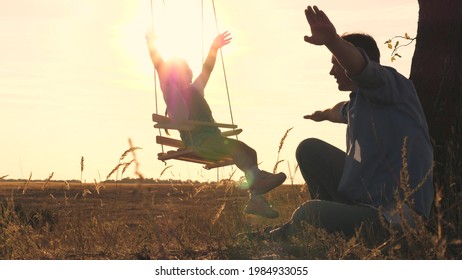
341, 33, 380, 63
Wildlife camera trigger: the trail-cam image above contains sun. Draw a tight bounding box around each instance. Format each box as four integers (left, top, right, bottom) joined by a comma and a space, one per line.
114, 0, 238, 92
117, 0, 224, 78
151, 0, 220, 70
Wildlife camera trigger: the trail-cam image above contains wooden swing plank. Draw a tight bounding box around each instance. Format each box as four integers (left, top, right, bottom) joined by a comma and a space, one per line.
152, 114, 194, 131
158, 149, 206, 163
203, 160, 235, 170
154, 123, 195, 131
156, 136, 185, 149
152, 113, 170, 123
221, 128, 242, 137
152, 113, 238, 129
158, 152, 211, 164
157, 147, 235, 169
158, 153, 234, 168
187, 120, 238, 129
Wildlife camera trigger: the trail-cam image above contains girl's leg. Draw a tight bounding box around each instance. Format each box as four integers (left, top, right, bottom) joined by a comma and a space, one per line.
200, 135, 257, 171
202, 133, 286, 191
201, 135, 282, 217
204, 137, 285, 194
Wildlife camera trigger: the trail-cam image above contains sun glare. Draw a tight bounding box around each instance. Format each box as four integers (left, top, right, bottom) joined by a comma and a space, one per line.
117, 0, 226, 81
152, 0, 218, 70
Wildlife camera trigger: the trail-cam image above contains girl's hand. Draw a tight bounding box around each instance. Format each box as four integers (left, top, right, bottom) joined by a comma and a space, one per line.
212, 31, 232, 50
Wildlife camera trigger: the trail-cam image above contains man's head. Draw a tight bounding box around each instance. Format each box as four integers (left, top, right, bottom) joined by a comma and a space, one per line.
329, 33, 380, 91
342, 33, 380, 63
164, 57, 193, 89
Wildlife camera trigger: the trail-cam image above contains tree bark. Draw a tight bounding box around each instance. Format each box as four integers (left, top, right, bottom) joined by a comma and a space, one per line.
410, 0, 462, 189
410, 0, 462, 244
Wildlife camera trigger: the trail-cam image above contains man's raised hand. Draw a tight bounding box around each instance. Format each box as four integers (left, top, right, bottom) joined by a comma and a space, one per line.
303, 6, 337, 46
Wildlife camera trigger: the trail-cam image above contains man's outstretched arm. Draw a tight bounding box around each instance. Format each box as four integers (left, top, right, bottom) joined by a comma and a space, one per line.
304, 101, 348, 123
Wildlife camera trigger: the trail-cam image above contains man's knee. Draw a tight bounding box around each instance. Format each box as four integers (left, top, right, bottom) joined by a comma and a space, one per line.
296, 138, 328, 162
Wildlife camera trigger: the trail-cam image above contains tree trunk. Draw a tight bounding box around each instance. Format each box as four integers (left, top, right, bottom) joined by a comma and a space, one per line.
410, 0, 462, 242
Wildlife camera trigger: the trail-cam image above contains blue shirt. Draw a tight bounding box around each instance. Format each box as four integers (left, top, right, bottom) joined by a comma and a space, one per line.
339, 53, 434, 218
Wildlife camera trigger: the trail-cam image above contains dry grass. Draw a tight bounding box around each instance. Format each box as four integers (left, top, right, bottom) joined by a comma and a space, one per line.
0, 180, 296, 259
273, 127, 293, 174
0, 178, 458, 260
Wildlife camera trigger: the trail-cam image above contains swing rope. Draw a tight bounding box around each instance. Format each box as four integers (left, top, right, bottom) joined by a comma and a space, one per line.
150, 0, 165, 153
210, 0, 236, 132
201, 0, 205, 64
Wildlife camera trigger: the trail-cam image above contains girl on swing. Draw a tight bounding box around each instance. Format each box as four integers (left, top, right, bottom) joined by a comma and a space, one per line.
146, 30, 286, 218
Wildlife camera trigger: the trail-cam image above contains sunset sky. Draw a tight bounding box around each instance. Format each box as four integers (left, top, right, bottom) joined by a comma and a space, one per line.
1, 0, 418, 183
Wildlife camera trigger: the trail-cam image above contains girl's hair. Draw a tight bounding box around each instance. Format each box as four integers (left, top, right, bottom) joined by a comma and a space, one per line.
162, 58, 192, 136
164, 57, 193, 82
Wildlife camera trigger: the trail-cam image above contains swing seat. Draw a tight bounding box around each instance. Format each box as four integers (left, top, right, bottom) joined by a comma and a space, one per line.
152, 113, 242, 169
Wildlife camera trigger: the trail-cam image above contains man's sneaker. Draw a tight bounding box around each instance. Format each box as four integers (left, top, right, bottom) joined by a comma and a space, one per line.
244, 195, 279, 219
249, 171, 287, 195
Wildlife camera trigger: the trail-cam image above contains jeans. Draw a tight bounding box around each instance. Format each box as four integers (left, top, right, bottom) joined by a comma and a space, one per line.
273, 138, 383, 238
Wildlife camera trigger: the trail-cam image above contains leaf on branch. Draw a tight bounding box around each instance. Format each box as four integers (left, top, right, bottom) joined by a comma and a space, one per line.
386, 32, 415, 62
391, 53, 402, 62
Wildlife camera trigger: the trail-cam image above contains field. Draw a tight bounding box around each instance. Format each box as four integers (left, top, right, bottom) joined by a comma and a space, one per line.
0, 180, 459, 259
0, 180, 304, 259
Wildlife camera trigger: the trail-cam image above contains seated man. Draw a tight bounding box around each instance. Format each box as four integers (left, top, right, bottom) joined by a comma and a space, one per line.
270, 6, 434, 238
